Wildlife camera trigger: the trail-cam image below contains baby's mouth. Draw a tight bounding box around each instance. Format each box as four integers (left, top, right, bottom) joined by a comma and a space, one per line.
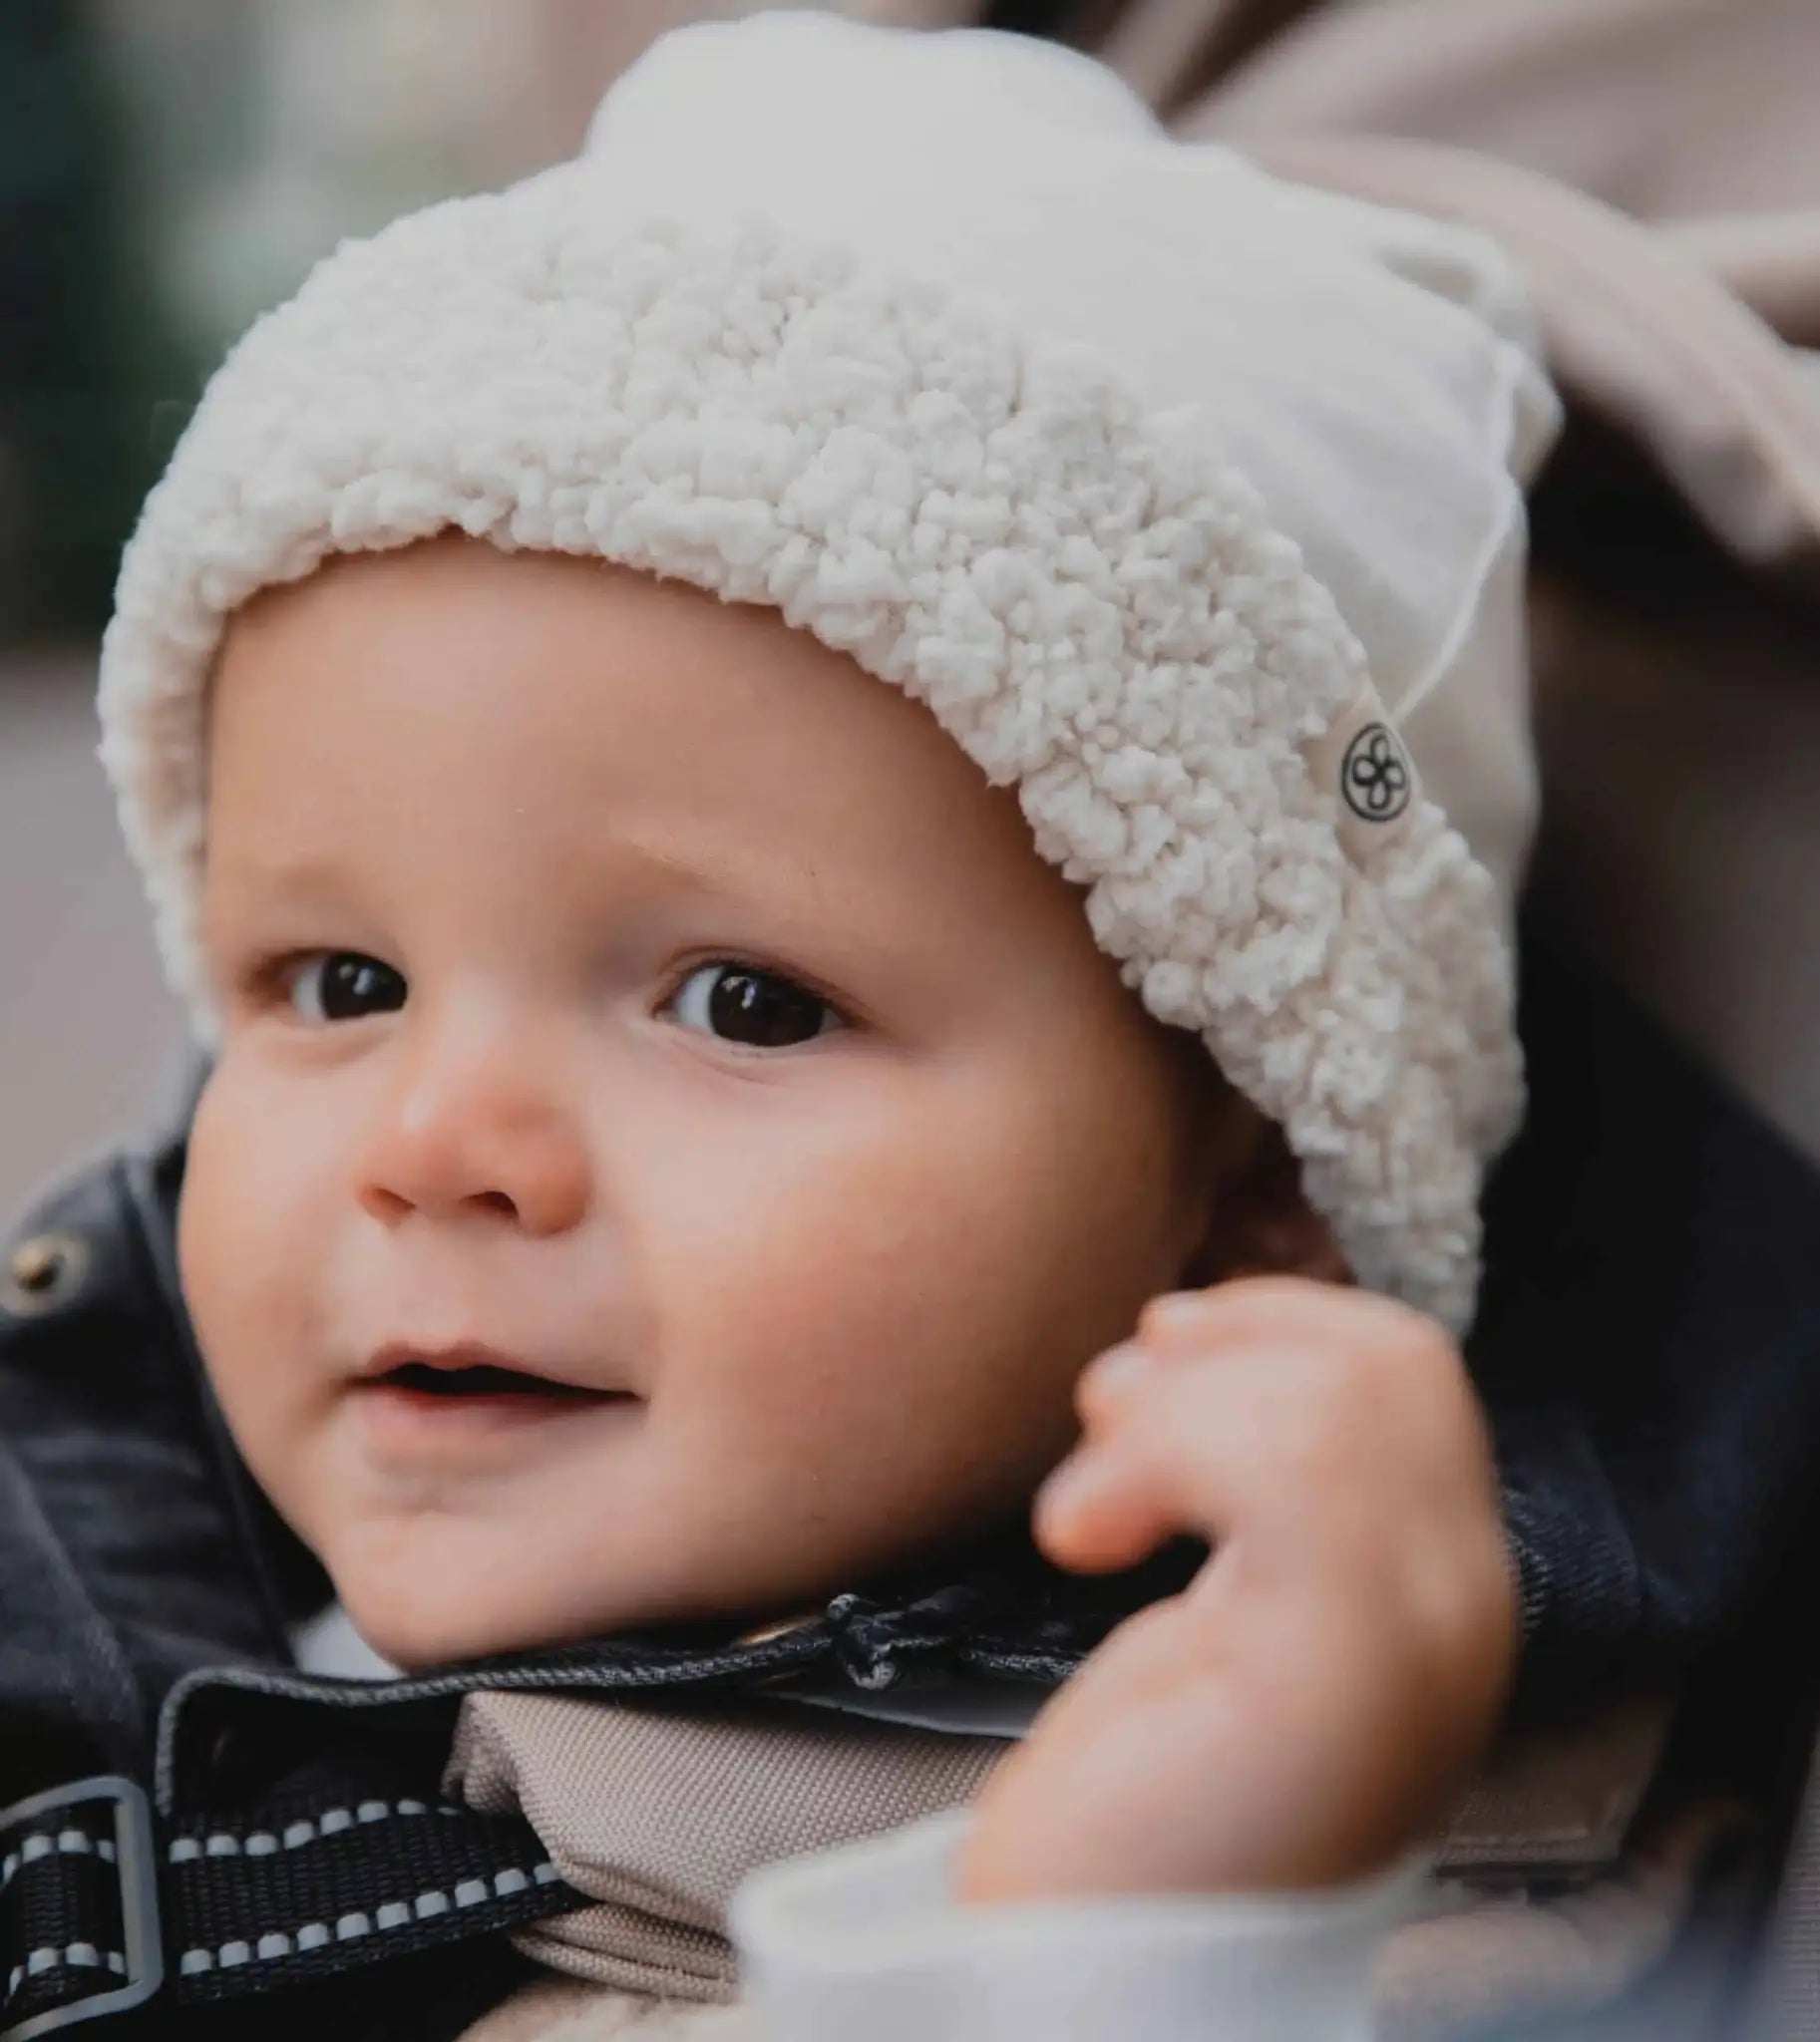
379, 1358, 604, 1403
355, 1342, 636, 1436
349, 1339, 641, 1470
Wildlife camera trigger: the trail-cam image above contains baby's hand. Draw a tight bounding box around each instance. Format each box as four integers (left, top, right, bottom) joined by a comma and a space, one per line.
956, 1278, 1516, 1903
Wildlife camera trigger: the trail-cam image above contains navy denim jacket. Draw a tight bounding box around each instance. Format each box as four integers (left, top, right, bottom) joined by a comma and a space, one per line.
1475, 935, 1820, 1709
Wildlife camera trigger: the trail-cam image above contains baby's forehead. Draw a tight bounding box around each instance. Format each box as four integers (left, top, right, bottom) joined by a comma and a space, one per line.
215, 539, 1000, 828
204, 537, 1092, 957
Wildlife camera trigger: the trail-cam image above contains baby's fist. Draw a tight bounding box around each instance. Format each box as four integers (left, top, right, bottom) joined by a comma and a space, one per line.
958, 1278, 1516, 1903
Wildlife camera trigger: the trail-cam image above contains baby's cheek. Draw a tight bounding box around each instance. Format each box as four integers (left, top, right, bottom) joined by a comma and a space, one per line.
179, 1074, 331, 1493
648, 1100, 1100, 1543
181, 1098, 261, 1381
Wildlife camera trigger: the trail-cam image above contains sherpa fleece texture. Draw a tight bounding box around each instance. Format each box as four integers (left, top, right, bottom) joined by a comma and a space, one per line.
99, 19, 1536, 1323
98, 174, 1514, 1329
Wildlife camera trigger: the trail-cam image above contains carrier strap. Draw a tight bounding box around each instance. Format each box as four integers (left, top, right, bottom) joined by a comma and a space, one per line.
0, 1772, 585, 2038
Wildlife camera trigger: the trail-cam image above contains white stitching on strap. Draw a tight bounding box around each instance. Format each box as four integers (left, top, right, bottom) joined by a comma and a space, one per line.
0, 1827, 112, 1894
166, 1799, 450, 1864
1, 1944, 127, 2007
170, 1863, 558, 1977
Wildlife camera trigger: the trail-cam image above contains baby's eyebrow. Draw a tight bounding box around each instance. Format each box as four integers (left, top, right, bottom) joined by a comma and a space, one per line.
596, 828, 919, 976
602, 827, 852, 920
203, 849, 356, 904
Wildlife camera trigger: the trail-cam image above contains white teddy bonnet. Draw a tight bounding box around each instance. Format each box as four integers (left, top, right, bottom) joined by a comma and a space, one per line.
96, 12, 1560, 1331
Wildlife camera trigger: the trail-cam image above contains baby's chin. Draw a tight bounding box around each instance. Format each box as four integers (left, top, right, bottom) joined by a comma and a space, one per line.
324, 1521, 1001, 1675
316, 1511, 849, 1673
340, 1582, 566, 1674
314, 1514, 658, 1670
343, 1571, 745, 1672
300, 1450, 1034, 1671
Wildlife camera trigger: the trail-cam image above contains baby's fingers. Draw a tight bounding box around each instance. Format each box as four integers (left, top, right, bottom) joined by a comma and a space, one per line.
1073, 1341, 1155, 1435
1034, 1432, 1182, 1573
1047, 1343, 1270, 1571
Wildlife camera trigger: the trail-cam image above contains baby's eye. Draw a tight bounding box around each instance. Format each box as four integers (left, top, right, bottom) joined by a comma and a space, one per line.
284, 951, 407, 1024
668, 963, 840, 1049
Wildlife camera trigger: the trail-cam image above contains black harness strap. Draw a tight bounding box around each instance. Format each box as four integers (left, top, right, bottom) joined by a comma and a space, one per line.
0, 1774, 585, 2039
0, 1585, 1053, 2037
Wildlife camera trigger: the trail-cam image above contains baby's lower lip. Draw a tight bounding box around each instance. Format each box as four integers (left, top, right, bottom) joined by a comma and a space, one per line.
350, 1377, 637, 1461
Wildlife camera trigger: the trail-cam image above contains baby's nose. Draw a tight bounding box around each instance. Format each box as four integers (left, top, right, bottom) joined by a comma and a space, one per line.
354, 1022, 591, 1235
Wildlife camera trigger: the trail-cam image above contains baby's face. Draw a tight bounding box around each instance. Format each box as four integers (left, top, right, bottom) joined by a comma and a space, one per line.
182, 536, 1222, 1668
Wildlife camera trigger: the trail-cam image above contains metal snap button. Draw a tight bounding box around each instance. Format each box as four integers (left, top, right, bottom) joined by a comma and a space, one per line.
3, 1230, 91, 1317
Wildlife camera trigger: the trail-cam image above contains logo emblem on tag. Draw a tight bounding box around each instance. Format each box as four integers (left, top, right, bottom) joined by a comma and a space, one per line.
1299, 681, 1421, 864
1340, 722, 1413, 825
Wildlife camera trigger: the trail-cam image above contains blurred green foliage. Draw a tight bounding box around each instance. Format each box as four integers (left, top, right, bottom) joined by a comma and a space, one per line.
1, 0, 195, 643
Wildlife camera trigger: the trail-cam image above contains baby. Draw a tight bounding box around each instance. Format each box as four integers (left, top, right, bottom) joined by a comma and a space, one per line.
90, 13, 1558, 2036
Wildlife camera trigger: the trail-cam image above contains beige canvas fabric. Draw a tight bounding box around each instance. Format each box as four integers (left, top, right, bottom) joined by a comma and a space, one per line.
449, 1685, 1681, 2040
447, 1692, 1007, 2005
1429, 1694, 1668, 1876
1380, 1798, 1747, 2042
